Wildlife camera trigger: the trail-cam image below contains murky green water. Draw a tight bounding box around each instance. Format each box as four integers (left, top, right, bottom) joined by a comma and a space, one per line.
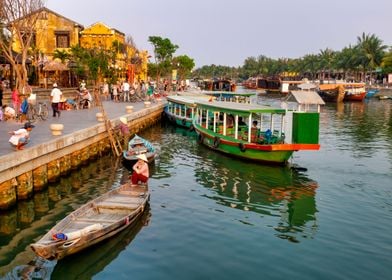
0, 98, 391, 280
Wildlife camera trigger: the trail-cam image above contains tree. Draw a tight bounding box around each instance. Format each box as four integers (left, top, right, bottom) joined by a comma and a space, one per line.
318, 48, 336, 80
148, 36, 178, 82
0, 0, 45, 91
356, 32, 387, 81
173, 55, 195, 81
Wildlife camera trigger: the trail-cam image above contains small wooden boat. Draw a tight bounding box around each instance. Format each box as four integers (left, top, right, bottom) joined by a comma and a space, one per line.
122, 135, 156, 168
30, 183, 149, 260
192, 92, 323, 165
365, 89, 379, 99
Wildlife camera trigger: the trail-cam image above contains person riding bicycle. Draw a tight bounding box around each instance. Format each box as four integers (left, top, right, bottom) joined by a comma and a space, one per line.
79, 89, 92, 109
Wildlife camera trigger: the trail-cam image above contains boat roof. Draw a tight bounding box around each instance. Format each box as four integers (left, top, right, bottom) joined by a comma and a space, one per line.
195, 100, 286, 114
319, 82, 365, 90
202, 91, 256, 97
167, 95, 211, 105
288, 90, 325, 105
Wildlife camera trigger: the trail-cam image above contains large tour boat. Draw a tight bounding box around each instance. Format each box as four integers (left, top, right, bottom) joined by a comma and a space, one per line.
192, 93, 323, 165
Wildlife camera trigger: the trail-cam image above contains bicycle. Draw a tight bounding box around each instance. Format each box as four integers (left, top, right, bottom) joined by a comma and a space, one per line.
27, 102, 49, 121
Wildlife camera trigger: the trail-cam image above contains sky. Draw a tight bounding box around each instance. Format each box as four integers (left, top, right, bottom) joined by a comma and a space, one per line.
46, 0, 392, 68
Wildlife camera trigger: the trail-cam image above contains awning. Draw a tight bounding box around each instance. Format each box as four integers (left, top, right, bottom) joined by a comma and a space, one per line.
43, 60, 69, 71
287, 90, 325, 105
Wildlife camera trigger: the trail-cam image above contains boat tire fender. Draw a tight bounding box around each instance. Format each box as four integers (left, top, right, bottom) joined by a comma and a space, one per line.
213, 136, 220, 149
182, 118, 187, 126
239, 142, 246, 152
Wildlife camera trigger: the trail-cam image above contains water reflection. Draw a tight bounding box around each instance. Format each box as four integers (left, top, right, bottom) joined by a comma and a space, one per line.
194, 149, 318, 243
324, 100, 392, 155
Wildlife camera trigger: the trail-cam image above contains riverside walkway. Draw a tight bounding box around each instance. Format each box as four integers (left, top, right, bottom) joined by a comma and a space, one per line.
0, 100, 155, 157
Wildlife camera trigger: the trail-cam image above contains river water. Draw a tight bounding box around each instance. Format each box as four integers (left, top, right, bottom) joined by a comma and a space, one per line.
0, 96, 391, 280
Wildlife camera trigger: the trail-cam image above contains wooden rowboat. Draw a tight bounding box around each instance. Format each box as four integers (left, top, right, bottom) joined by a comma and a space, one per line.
30, 183, 149, 260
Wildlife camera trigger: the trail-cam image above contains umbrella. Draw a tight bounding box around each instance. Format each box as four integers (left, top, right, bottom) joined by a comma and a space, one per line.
43, 60, 69, 71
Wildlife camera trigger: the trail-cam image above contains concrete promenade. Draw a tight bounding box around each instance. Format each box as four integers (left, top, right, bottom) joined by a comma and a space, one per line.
0, 100, 157, 157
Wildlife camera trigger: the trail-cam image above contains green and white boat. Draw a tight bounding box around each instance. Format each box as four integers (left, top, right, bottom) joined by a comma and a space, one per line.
165, 95, 207, 129
165, 92, 257, 129
192, 95, 322, 165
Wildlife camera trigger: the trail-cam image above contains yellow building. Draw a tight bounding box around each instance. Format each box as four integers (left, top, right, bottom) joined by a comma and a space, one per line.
11, 7, 83, 87
10, 7, 148, 87
80, 22, 148, 83
12, 7, 83, 60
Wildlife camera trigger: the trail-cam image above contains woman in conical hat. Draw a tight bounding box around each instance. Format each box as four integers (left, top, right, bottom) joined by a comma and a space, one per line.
120, 117, 127, 124
136, 154, 148, 162
131, 153, 149, 185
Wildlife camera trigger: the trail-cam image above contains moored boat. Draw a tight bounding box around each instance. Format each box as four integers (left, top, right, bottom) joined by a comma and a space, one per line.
343, 83, 367, 101
202, 91, 256, 103
257, 76, 281, 94
122, 135, 156, 169
318, 82, 366, 102
30, 183, 149, 260
365, 89, 379, 98
192, 94, 323, 165
165, 95, 200, 129
199, 79, 236, 92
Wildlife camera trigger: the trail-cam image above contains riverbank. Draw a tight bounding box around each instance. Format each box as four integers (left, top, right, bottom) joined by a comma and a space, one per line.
0, 98, 166, 209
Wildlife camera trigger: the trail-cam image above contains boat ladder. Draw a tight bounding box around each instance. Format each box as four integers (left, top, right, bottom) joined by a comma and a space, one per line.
93, 87, 122, 156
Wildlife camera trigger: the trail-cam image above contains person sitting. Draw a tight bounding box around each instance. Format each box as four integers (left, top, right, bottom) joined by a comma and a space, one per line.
130, 154, 149, 185
2, 105, 16, 120
238, 116, 247, 126
8, 122, 35, 150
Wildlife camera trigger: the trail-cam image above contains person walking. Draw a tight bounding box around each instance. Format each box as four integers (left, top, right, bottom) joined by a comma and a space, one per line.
122, 80, 130, 102
50, 83, 62, 117
11, 86, 20, 112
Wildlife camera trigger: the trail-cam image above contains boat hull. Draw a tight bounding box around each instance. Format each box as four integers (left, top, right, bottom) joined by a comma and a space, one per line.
165, 111, 193, 129
195, 129, 319, 165
31, 184, 149, 260
344, 91, 367, 101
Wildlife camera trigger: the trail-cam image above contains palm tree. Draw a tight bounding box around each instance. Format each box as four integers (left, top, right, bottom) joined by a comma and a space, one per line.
381, 48, 392, 74
334, 45, 362, 81
318, 48, 336, 80
356, 32, 387, 82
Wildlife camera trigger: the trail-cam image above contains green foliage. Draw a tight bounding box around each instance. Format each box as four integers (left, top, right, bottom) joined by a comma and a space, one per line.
381, 49, 392, 73
173, 55, 195, 80
193, 32, 391, 81
53, 49, 69, 63
148, 36, 183, 81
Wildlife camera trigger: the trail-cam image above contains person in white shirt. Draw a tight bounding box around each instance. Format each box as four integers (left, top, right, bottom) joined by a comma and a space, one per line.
122, 81, 130, 102
9, 122, 34, 150
2, 105, 16, 120
50, 83, 62, 117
